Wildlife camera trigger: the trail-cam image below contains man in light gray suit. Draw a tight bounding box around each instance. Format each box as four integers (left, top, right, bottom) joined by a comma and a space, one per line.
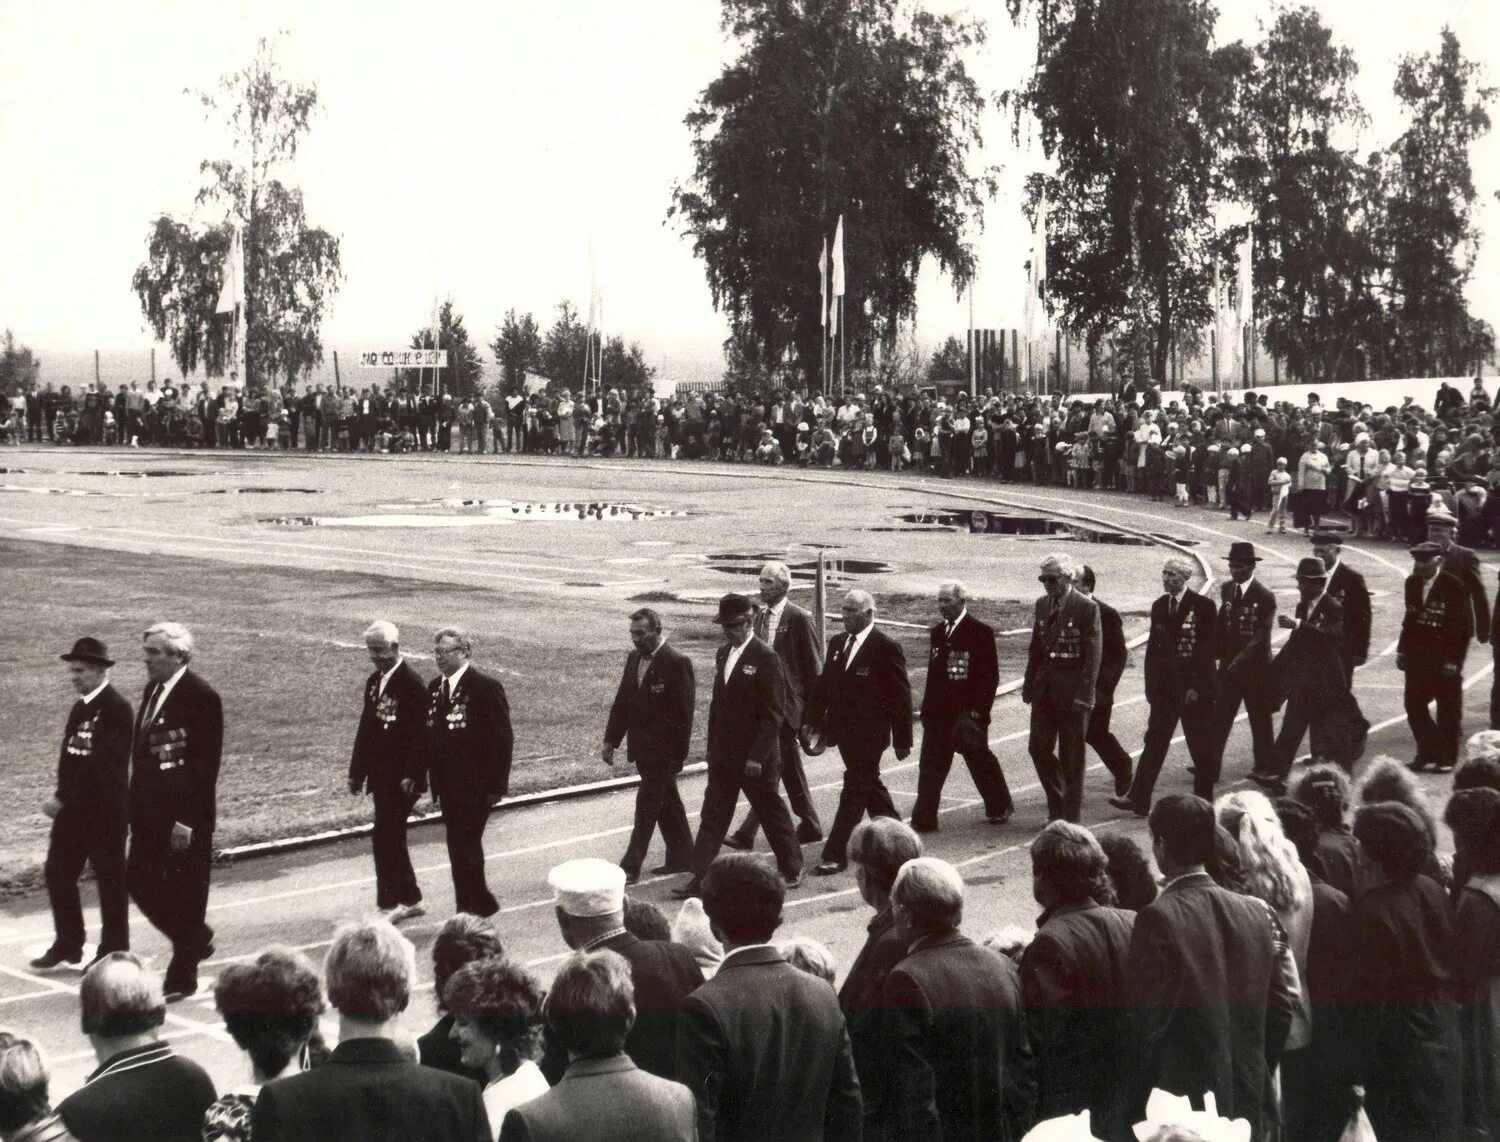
498, 950, 695, 1142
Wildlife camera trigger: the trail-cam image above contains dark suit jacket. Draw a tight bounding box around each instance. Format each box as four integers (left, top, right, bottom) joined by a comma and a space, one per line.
130, 669, 223, 839
1215, 578, 1276, 677
767, 600, 823, 728
498, 1054, 695, 1142
591, 931, 703, 1082
1326, 561, 1372, 665
838, 906, 908, 1133
419, 666, 514, 800
879, 931, 1033, 1142
1096, 599, 1127, 696
58, 1043, 216, 1142
1125, 872, 1298, 1142
350, 659, 427, 792
1398, 570, 1473, 668
921, 613, 1000, 726
251, 1037, 490, 1142
1273, 593, 1347, 708
676, 945, 861, 1142
1020, 902, 1135, 1130
604, 640, 694, 772
1143, 591, 1219, 707
811, 626, 912, 756
57, 682, 132, 826
1442, 541, 1491, 643
705, 637, 786, 771
1022, 587, 1102, 709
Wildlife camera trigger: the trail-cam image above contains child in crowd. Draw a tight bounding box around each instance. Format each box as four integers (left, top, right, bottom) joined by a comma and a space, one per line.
888, 425, 906, 472
1267, 458, 1292, 533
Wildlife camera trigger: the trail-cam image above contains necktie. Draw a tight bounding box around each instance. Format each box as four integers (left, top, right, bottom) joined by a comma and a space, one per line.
1298, 601, 1308, 621
1048, 599, 1060, 628
945, 622, 955, 643
442, 679, 451, 706
1233, 585, 1243, 607
636, 653, 652, 686
1169, 596, 1177, 619
142, 683, 164, 727
754, 608, 769, 641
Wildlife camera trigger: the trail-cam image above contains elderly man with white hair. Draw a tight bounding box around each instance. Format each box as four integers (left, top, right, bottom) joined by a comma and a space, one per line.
349, 620, 428, 922
1022, 553, 1102, 823
127, 622, 223, 1002
876, 858, 1031, 1141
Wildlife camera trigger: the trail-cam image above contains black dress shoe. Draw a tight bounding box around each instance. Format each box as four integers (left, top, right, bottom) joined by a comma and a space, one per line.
722, 835, 752, 852
1114, 770, 1133, 796
782, 873, 803, 889
164, 978, 199, 1003
795, 822, 824, 844
623, 870, 640, 886
651, 864, 691, 876
813, 860, 847, 876
670, 880, 702, 900
29, 947, 83, 971
85, 949, 128, 972
910, 821, 939, 834
1107, 795, 1148, 817
987, 806, 1014, 826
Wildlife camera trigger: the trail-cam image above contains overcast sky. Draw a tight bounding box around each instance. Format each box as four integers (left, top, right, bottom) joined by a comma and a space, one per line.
1, 0, 1496, 380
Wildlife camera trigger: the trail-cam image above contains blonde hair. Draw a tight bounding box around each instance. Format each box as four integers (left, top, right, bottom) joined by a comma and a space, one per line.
1215, 790, 1309, 915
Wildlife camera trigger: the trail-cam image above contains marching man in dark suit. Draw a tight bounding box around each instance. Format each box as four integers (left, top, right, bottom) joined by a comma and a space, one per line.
911, 581, 1014, 832
1258, 558, 1349, 792
1023, 553, 1102, 824
410, 628, 512, 917
32, 637, 133, 971
1427, 504, 1491, 645
1110, 559, 1219, 816
1399, 541, 1473, 772
603, 607, 695, 884
128, 622, 223, 1001
1074, 565, 1134, 797
349, 620, 426, 923
725, 562, 824, 851
1211, 542, 1277, 781
676, 594, 802, 897
1311, 531, 1371, 684
806, 589, 912, 874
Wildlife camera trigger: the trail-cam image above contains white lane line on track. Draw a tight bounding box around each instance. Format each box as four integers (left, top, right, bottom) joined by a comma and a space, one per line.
0, 961, 233, 1042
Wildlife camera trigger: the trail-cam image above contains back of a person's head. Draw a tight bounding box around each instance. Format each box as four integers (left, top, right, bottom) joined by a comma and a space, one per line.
1292, 764, 1351, 828
80, 953, 166, 1039
1274, 798, 1321, 870
1148, 794, 1216, 870
775, 936, 837, 986
1215, 790, 1308, 915
847, 817, 922, 895
1358, 756, 1438, 840
544, 950, 636, 1059
1454, 755, 1500, 793
326, 917, 415, 1021
431, 913, 503, 1007
214, 948, 324, 1080
1445, 786, 1500, 876
622, 897, 671, 942
1354, 802, 1432, 882
0, 1031, 50, 1134
1098, 834, 1158, 911
701, 854, 785, 946
1031, 820, 1108, 906
892, 857, 965, 934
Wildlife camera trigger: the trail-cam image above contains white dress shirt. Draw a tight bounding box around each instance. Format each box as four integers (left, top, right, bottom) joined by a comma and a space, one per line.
723, 639, 749, 683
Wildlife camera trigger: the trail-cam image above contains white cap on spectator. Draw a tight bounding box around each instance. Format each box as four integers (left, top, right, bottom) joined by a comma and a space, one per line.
548, 858, 626, 918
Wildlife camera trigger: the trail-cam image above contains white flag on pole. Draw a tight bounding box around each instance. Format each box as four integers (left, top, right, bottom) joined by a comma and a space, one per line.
215, 225, 242, 316
831, 215, 845, 298
819, 238, 828, 329
1023, 193, 1047, 341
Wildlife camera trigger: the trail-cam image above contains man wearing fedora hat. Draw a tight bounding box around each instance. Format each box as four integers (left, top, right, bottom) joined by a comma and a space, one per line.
1211, 542, 1277, 784
1399, 542, 1473, 772
32, 638, 134, 971
1426, 504, 1490, 646
677, 594, 802, 897
1310, 531, 1371, 685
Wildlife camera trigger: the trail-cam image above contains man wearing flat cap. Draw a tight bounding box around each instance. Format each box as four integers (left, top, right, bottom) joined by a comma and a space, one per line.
1426, 504, 1490, 647
1311, 531, 1371, 685
32, 638, 134, 971
1399, 542, 1473, 772
1212, 542, 1277, 785
546, 858, 702, 1083
677, 594, 802, 897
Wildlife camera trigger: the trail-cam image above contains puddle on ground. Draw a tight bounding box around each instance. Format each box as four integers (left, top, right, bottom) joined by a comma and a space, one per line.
203, 487, 319, 495
436, 499, 688, 521
260, 499, 686, 528
891, 510, 1196, 547
0, 484, 107, 497
73, 469, 202, 477
706, 554, 892, 582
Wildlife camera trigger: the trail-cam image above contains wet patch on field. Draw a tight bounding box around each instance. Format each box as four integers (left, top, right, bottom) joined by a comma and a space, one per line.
891, 509, 1196, 546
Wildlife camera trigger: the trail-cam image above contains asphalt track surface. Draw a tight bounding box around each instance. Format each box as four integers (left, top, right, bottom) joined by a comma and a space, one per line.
0, 449, 1489, 1098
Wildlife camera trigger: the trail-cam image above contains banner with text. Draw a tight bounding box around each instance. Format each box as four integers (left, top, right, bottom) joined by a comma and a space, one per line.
359, 349, 448, 369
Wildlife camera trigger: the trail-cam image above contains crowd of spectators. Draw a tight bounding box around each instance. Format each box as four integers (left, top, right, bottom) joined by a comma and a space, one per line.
3, 742, 1499, 1142
11, 376, 1500, 542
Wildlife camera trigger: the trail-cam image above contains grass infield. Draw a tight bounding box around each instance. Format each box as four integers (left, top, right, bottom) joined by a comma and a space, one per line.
1, 537, 1042, 896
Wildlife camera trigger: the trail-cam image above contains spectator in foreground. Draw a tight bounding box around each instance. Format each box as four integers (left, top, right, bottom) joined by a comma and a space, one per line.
1446, 787, 1500, 1141
1098, 834, 1158, 912
0, 1031, 77, 1142
499, 950, 694, 1142
250, 917, 489, 1142
56, 953, 216, 1142
879, 856, 1033, 1142
443, 958, 549, 1141
418, 914, 505, 1084
776, 936, 837, 987
668, 898, 723, 979
205, 948, 326, 1142
676, 854, 861, 1142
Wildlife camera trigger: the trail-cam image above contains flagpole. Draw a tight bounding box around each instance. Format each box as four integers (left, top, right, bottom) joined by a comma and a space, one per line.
839, 297, 846, 397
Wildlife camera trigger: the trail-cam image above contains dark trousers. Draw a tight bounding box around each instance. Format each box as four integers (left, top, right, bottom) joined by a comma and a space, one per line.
1406, 666, 1463, 768
1028, 694, 1088, 823
620, 766, 693, 875
1125, 692, 1218, 808
1214, 668, 1276, 776
1270, 697, 1318, 779
1491, 644, 1500, 730
911, 713, 1013, 829
127, 828, 213, 981
1085, 692, 1134, 793
45, 810, 128, 956
820, 742, 900, 864
370, 780, 422, 909
691, 760, 803, 881
436, 788, 498, 917
730, 724, 822, 841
